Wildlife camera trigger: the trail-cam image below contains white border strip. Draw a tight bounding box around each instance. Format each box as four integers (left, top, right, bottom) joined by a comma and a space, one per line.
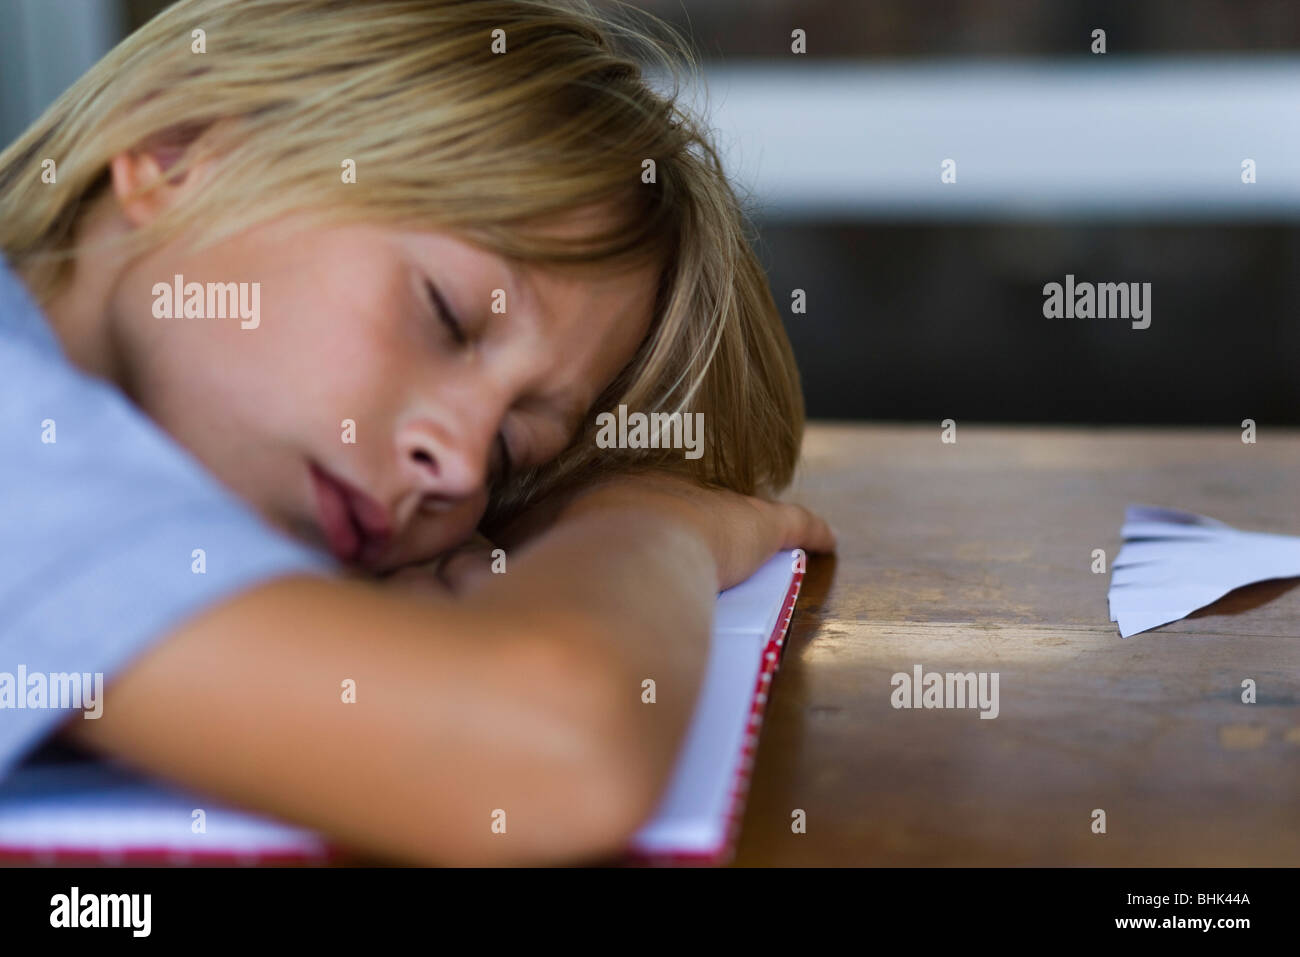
668, 58, 1300, 220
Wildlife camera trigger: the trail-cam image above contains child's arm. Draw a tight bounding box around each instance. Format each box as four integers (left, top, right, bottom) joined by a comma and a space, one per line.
61, 477, 831, 865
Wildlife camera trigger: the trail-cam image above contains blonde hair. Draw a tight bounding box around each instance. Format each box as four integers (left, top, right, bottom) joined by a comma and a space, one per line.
0, 0, 804, 528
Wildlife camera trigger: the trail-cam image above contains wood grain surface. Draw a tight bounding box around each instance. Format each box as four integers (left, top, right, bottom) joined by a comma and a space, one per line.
731, 422, 1300, 866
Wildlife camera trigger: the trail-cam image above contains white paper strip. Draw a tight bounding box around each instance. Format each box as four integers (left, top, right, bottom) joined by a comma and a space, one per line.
1108, 505, 1300, 638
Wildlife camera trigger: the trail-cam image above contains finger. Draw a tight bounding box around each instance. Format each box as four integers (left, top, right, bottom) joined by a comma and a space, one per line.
436, 544, 498, 594
777, 503, 837, 554
382, 563, 454, 599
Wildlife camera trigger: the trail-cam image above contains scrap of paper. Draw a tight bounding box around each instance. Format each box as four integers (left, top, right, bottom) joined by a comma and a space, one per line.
1107, 505, 1300, 638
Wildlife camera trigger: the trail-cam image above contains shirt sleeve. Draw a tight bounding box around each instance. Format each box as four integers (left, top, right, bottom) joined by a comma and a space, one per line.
0, 318, 338, 783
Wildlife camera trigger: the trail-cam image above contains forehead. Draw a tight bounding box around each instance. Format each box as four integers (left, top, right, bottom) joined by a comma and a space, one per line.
511, 197, 665, 318
514, 253, 659, 332
511, 249, 662, 413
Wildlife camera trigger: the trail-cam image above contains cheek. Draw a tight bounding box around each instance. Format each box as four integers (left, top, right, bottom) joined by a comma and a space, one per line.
121, 288, 407, 508
220, 280, 413, 442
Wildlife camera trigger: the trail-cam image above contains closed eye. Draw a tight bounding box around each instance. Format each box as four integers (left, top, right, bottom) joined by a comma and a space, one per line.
424, 279, 466, 345
493, 433, 514, 487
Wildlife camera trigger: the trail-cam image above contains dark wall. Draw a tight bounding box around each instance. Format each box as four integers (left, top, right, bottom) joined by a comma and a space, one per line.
761, 221, 1300, 425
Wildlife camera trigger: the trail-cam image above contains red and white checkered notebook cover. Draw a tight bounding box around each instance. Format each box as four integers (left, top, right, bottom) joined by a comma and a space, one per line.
623, 548, 805, 865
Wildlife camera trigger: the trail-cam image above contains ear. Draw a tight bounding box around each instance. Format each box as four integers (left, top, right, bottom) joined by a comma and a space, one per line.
108, 137, 214, 228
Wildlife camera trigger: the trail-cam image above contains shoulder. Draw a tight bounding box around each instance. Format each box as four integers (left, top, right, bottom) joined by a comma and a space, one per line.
0, 253, 63, 356
0, 255, 336, 782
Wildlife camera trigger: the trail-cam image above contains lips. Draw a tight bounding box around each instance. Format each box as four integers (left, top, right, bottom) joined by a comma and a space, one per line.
309, 463, 392, 565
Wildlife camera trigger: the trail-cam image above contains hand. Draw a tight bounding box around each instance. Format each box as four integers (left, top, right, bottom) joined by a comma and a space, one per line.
507, 471, 836, 591
379, 535, 500, 598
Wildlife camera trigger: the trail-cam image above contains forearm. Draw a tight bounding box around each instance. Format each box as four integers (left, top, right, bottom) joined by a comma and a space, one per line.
59, 576, 637, 865
464, 503, 719, 793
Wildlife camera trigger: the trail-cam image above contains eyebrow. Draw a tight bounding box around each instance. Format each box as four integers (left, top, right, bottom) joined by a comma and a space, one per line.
502, 256, 530, 315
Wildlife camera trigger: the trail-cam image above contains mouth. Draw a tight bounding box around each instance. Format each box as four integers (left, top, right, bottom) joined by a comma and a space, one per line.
308, 462, 393, 566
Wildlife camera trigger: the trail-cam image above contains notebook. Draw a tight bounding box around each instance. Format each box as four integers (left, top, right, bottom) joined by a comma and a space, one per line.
0, 549, 806, 866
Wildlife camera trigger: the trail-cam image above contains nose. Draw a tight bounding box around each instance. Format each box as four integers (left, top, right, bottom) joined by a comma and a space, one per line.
397, 410, 495, 501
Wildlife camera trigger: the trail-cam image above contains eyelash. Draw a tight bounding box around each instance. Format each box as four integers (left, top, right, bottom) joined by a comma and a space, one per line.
423, 278, 514, 483
424, 279, 466, 345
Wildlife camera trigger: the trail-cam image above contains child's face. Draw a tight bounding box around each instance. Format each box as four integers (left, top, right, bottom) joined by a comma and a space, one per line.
109, 211, 660, 571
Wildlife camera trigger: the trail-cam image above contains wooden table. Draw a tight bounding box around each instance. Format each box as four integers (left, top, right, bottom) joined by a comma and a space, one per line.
731, 422, 1300, 866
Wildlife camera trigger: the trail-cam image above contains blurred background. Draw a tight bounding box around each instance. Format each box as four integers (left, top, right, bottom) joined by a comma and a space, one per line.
3, 0, 1298, 425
